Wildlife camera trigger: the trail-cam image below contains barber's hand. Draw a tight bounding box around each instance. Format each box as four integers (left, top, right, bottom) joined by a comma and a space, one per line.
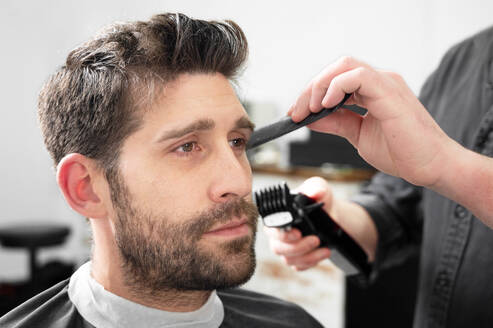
263, 177, 378, 271
263, 227, 330, 271
289, 57, 455, 188
263, 177, 334, 271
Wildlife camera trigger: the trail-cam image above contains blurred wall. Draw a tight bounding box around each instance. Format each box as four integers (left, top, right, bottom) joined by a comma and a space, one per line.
0, 0, 492, 279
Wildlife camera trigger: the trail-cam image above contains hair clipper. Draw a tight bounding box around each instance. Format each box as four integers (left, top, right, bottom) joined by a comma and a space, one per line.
254, 182, 370, 276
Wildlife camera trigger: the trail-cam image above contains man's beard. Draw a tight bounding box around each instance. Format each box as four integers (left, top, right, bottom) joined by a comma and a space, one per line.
106, 169, 259, 295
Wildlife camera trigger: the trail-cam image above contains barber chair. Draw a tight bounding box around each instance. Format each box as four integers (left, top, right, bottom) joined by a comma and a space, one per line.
0, 223, 73, 316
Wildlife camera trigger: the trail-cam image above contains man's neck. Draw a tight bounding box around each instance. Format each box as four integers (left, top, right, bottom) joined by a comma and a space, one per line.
90, 219, 212, 312
91, 257, 212, 312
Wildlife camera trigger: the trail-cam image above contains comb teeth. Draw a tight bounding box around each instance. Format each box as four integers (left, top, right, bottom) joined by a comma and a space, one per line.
254, 182, 291, 217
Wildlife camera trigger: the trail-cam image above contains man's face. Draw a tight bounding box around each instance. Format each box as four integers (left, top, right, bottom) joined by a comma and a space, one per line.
107, 73, 258, 292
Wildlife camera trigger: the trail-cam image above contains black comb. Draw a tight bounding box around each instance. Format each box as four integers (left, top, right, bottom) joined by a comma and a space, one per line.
255, 182, 370, 276
246, 93, 352, 150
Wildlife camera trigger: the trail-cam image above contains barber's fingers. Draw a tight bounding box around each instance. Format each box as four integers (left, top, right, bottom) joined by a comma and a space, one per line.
289, 81, 314, 121
308, 107, 365, 147
322, 67, 406, 122
310, 56, 371, 111
294, 176, 335, 214
263, 226, 302, 243
284, 247, 332, 271
264, 228, 331, 270
269, 234, 321, 257
290, 56, 371, 122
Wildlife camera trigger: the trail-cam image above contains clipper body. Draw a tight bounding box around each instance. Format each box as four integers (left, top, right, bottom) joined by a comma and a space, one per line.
255, 183, 370, 276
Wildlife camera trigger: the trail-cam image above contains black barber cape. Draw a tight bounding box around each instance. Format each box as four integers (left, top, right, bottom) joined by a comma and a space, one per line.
0, 279, 323, 328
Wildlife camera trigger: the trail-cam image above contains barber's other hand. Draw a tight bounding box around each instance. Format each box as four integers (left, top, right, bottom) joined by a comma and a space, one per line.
263, 177, 334, 271
263, 177, 378, 271
289, 56, 456, 188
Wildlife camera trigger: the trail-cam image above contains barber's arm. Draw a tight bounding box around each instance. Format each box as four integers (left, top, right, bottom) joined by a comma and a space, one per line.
265, 56, 493, 271
289, 56, 493, 227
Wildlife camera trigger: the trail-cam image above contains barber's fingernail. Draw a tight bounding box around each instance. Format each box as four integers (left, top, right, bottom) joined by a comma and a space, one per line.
290, 108, 297, 118
310, 237, 320, 247
321, 95, 329, 106
287, 106, 295, 116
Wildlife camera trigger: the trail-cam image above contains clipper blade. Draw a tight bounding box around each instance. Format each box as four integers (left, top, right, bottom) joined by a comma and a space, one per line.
254, 182, 292, 217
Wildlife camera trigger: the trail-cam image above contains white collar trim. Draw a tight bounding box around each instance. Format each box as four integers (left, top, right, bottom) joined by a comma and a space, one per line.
68, 262, 224, 328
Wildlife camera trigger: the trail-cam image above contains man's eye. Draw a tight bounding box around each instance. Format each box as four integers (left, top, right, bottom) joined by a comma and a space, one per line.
177, 142, 197, 153
230, 138, 246, 149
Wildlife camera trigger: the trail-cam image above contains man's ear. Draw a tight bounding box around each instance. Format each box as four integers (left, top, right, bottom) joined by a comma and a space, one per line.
56, 153, 108, 219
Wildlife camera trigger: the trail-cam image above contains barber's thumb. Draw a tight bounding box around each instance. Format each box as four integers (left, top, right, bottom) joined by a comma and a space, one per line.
294, 177, 330, 202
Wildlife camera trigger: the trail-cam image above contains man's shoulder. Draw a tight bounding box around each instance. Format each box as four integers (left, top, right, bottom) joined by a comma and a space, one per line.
217, 288, 323, 328
0, 279, 92, 328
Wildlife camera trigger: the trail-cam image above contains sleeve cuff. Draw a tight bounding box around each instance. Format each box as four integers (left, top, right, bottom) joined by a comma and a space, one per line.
350, 193, 408, 283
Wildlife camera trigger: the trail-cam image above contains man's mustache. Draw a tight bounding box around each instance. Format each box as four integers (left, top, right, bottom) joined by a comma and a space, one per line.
185, 198, 259, 238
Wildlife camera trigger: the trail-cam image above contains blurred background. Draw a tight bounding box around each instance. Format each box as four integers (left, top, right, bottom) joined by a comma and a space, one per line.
1, 1, 492, 327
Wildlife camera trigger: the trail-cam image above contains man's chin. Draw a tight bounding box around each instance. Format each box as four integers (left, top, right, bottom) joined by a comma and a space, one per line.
196, 235, 257, 287
213, 250, 257, 289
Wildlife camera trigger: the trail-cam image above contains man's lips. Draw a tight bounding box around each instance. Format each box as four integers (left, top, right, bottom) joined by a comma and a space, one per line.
204, 218, 250, 237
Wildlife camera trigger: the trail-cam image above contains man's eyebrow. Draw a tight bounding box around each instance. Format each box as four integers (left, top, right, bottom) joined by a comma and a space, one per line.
155, 116, 255, 144
235, 116, 255, 131
155, 119, 215, 143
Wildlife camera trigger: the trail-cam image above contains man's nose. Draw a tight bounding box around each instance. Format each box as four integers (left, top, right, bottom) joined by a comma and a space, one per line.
207, 144, 252, 203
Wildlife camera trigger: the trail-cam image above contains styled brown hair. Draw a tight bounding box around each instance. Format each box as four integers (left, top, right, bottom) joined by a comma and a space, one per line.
38, 13, 248, 173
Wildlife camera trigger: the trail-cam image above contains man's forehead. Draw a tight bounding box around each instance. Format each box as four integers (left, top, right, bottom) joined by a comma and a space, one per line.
159, 73, 236, 100
146, 74, 248, 119
129, 73, 239, 113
